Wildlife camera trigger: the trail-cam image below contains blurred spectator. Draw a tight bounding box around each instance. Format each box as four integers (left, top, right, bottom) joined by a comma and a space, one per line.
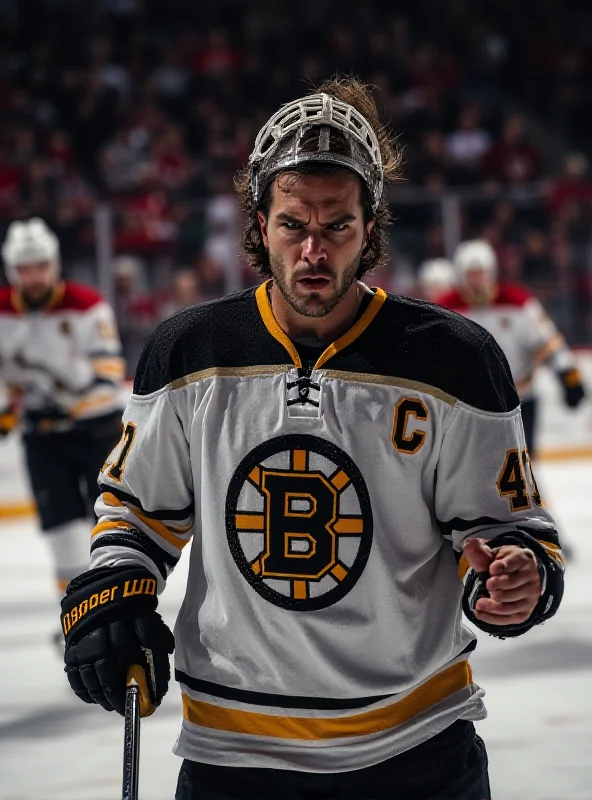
195, 252, 226, 301
547, 153, 592, 215
522, 230, 555, 283
0, 147, 21, 213
152, 44, 190, 101
112, 255, 158, 374
484, 114, 541, 185
446, 104, 491, 179
204, 192, 241, 293
115, 192, 177, 252
412, 130, 454, 187
100, 128, 146, 192
191, 29, 241, 77
160, 268, 203, 319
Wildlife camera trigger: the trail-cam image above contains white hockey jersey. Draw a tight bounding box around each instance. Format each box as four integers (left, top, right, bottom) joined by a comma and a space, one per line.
438, 284, 577, 400
0, 282, 125, 431
91, 283, 563, 772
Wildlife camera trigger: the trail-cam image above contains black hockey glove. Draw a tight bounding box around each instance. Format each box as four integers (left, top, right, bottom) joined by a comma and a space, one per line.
559, 368, 585, 409
61, 565, 174, 715
462, 531, 564, 639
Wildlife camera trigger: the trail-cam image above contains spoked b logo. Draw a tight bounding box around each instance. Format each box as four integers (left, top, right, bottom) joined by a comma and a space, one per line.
226, 434, 373, 611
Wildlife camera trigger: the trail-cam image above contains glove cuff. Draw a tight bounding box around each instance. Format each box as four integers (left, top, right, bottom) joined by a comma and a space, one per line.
61, 566, 158, 645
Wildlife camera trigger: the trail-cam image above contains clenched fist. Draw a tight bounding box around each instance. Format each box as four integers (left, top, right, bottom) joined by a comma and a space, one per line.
462, 538, 542, 626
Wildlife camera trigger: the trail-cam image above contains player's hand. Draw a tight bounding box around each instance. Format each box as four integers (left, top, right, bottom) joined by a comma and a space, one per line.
61, 566, 174, 715
462, 538, 542, 626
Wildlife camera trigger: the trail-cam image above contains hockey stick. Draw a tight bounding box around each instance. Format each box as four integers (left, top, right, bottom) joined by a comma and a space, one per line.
122, 663, 156, 800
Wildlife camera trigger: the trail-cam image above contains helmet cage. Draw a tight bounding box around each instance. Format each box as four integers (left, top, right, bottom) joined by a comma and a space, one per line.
249, 93, 384, 212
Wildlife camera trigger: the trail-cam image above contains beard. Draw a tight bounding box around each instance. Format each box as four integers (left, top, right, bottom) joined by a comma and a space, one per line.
21, 285, 54, 308
268, 250, 362, 318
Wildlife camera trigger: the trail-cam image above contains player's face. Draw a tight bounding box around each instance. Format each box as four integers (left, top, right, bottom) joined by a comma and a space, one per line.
15, 260, 55, 302
258, 171, 374, 318
464, 266, 495, 305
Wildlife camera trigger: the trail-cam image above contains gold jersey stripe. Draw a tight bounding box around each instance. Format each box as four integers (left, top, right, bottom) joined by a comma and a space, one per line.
168, 364, 291, 392
236, 513, 265, 531
323, 370, 457, 406
101, 492, 192, 530
102, 492, 121, 508
92, 357, 126, 379
314, 288, 387, 370
70, 393, 117, 418
98, 493, 191, 550
91, 519, 136, 538
333, 517, 363, 535
131, 507, 191, 551
541, 541, 565, 566
182, 660, 471, 740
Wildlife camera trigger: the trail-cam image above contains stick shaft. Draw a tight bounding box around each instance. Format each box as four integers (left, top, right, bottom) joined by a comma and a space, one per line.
122, 685, 141, 800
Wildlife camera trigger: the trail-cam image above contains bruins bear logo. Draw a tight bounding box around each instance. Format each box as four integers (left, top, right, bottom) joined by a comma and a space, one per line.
226, 434, 373, 611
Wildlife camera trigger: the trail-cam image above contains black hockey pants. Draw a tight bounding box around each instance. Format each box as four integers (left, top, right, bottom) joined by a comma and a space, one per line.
175, 720, 491, 800
23, 415, 121, 530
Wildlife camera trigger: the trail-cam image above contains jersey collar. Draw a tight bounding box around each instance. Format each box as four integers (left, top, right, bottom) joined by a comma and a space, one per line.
11, 281, 65, 313
255, 280, 387, 370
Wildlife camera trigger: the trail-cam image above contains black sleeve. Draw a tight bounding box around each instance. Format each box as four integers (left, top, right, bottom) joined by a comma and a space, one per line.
460, 335, 520, 413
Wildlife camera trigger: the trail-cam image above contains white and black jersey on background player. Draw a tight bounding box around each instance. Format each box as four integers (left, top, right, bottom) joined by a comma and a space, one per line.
0, 280, 125, 588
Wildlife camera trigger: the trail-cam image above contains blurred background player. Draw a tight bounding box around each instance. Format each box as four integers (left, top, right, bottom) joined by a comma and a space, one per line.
0, 218, 125, 614
416, 258, 456, 303
438, 239, 586, 456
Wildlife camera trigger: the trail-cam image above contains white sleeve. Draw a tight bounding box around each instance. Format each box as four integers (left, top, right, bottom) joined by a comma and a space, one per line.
59, 301, 125, 392
435, 335, 564, 578
89, 387, 194, 593
524, 298, 575, 374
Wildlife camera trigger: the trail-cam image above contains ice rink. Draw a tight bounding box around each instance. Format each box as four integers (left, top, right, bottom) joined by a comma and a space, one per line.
1, 458, 591, 800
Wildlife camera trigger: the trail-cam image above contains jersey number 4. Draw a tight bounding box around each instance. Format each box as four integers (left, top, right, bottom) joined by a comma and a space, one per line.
497, 448, 541, 512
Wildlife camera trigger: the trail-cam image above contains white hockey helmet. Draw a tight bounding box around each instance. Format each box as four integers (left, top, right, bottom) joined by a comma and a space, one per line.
416, 258, 456, 300
453, 239, 497, 280
249, 92, 384, 211
1, 218, 60, 285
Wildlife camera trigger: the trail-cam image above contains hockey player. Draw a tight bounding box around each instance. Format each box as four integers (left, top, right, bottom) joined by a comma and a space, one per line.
60, 80, 564, 800
416, 257, 456, 303
0, 219, 125, 606
438, 239, 586, 454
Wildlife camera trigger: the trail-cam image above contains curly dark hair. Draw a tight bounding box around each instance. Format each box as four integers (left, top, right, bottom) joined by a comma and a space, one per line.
234, 76, 403, 279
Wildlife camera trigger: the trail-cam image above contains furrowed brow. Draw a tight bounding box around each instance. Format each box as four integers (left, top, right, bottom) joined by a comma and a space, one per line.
276, 212, 305, 224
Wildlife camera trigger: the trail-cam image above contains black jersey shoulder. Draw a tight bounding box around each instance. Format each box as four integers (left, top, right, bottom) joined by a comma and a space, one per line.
332, 292, 519, 413
133, 288, 291, 395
